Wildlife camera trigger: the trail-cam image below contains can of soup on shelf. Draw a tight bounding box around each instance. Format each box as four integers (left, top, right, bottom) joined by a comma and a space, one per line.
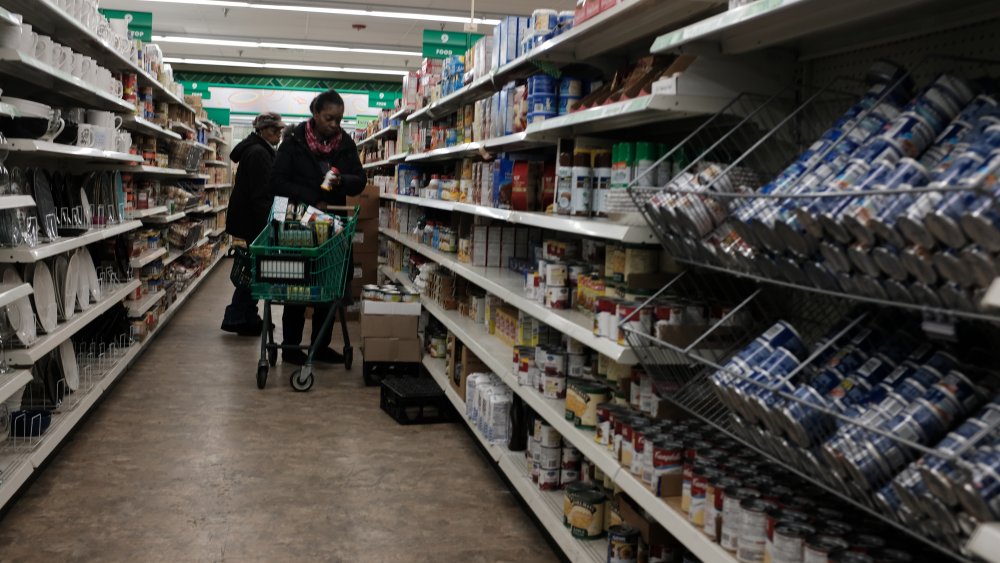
608, 525, 640, 563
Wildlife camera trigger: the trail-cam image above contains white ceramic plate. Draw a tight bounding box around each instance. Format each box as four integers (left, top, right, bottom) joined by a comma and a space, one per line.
76, 251, 90, 311
65, 252, 80, 317
59, 340, 79, 392
79, 247, 101, 301
11, 296, 35, 346
28, 262, 58, 333
80, 188, 92, 226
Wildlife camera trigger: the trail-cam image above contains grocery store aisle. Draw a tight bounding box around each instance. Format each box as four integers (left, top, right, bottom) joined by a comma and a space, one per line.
0, 261, 557, 563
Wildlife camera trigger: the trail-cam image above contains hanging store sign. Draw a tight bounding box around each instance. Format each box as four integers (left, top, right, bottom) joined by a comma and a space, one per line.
368, 91, 402, 109
98, 9, 153, 42
421, 30, 483, 59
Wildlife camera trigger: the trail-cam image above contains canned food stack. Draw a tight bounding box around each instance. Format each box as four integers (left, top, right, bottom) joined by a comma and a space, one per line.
705, 315, 1000, 549
642, 62, 1000, 316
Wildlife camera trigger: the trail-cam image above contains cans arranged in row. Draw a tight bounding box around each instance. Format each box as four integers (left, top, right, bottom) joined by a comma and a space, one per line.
644, 63, 1000, 315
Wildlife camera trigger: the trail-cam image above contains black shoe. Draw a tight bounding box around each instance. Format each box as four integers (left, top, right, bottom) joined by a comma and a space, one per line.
234, 318, 264, 336
314, 347, 345, 364
283, 349, 308, 366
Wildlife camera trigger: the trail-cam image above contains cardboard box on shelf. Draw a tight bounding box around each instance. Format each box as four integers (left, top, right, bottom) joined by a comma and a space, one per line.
616, 493, 682, 548
452, 345, 489, 400
361, 300, 422, 316
347, 183, 380, 219
353, 217, 379, 249
362, 314, 419, 339
362, 337, 421, 362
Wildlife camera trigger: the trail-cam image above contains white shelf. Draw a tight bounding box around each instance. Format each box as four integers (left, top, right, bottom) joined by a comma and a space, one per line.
407, 0, 724, 122
207, 134, 226, 144
388, 152, 409, 163
205, 183, 231, 190
187, 204, 212, 214
212, 204, 229, 213
129, 247, 167, 269
207, 228, 225, 237
3, 280, 139, 365
121, 115, 182, 141
355, 125, 398, 148
381, 228, 635, 363
481, 132, 553, 153
383, 195, 656, 244
405, 142, 482, 163
142, 211, 185, 224
125, 206, 169, 220
0, 195, 35, 210
389, 107, 412, 121
0, 283, 32, 309
524, 94, 730, 140
0, 220, 142, 263
969, 523, 1000, 563
422, 355, 605, 563
1, 139, 141, 163
362, 158, 393, 170
186, 173, 211, 181
0, 369, 32, 405
651, 0, 997, 57
421, 298, 735, 563
0, 47, 135, 113
162, 251, 183, 266
191, 141, 211, 152
169, 121, 195, 135
126, 290, 164, 318
191, 236, 210, 250
203, 159, 227, 167
378, 265, 417, 293
125, 165, 191, 178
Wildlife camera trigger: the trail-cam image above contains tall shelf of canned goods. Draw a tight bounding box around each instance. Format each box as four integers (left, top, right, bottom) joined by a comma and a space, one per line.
0, 1, 232, 510
372, 1, 1000, 562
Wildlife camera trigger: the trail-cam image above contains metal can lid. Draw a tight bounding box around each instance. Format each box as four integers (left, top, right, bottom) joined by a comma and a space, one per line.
607, 524, 640, 539
775, 521, 817, 539
830, 550, 875, 563
805, 534, 851, 552
869, 547, 913, 562
740, 497, 778, 513
847, 533, 886, 550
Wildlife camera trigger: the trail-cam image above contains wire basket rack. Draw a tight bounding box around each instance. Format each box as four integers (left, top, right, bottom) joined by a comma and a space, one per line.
627, 57, 1000, 325
168, 140, 204, 172
622, 267, 1000, 560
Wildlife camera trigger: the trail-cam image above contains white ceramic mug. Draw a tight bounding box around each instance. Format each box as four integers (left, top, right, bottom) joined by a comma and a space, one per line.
34, 35, 52, 65
116, 131, 132, 153
57, 45, 74, 73
85, 110, 122, 130
66, 107, 85, 124
71, 52, 84, 79
76, 123, 97, 148
109, 18, 128, 39
39, 114, 66, 143
18, 24, 32, 53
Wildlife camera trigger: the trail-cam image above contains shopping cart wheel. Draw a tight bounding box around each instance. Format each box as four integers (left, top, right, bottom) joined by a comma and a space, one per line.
256, 363, 268, 390
343, 346, 353, 370
290, 367, 314, 392
267, 347, 278, 367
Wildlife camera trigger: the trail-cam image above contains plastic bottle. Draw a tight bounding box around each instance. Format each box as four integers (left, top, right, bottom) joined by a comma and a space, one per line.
555, 151, 573, 215
571, 149, 592, 217
656, 143, 673, 186
611, 142, 634, 190
591, 149, 612, 218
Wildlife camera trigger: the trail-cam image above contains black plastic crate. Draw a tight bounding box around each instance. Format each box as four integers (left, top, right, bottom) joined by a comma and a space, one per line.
379, 377, 457, 425
362, 361, 420, 387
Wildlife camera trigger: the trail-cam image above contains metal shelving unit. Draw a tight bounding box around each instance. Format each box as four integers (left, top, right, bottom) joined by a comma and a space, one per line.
125, 206, 169, 220
121, 116, 183, 141
1, 140, 142, 163
142, 211, 186, 225
0, 221, 142, 263
126, 290, 165, 318
355, 125, 398, 148
380, 228, 636, 363
129, 247, 167, 269
0, 48, 135, 113
362, 158, 393, 170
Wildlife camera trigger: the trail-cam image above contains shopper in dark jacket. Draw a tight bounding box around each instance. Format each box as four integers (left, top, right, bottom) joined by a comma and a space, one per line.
270, 89, 365, 365
221, 112, 285, 335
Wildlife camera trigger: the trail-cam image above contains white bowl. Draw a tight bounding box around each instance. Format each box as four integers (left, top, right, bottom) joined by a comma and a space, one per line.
2, 96, 50, 118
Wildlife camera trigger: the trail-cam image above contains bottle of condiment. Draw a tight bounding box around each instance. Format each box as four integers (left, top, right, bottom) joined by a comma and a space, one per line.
571, 149, 592, 217
611, 142, 634, 191
555, 151, 573, 215
592, 149, 612, 218
635, 142, 657, 188
320, 166, 340, 191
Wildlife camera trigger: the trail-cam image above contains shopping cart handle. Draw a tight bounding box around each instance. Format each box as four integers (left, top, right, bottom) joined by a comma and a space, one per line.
325, 205, 356, 212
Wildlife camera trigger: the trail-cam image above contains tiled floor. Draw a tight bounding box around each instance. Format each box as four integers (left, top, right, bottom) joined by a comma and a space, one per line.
0, 262, 558, 563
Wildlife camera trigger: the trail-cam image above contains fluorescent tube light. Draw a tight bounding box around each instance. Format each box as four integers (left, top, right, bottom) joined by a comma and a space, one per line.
137, 0, 501, 25
162, 57, 410, 76
152, 35, 420, 57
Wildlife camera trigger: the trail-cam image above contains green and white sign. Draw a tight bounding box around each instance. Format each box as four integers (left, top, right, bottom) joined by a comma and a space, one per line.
421, 30, 483, 59
368, 91, 401, 109
98, 9, 153, 42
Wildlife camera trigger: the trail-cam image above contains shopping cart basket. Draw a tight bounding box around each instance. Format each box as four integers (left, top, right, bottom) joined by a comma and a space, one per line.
246, 205, 359, 391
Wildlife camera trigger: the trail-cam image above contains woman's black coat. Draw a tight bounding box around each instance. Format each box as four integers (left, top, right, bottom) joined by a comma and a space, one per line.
270, 121, 366, 207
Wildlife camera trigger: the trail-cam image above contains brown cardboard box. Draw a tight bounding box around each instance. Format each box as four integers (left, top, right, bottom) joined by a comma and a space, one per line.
353, 217, 379, 249
451, 345, 489, 400
616, 493, 678, 547
361, 314, 419, 339
347, 183, 380, 219
353, 251, 378, 282
362, 337, 421, 362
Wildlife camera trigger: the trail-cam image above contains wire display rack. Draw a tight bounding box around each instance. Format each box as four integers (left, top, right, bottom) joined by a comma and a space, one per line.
621, 56, 1000, 561
620, 268, 1000, 561
628, 57, 1000, 325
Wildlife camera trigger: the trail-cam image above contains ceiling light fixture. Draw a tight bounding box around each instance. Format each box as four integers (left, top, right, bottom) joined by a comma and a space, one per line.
162, 57, 410, 76
152, 35, 420, 57
137, 0, 501, 25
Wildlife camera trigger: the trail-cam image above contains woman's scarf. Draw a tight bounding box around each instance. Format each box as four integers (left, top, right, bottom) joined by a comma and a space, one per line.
304, 118, 342, 158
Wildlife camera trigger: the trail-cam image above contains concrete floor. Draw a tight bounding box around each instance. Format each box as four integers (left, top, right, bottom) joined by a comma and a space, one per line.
0, 262, 558, 563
